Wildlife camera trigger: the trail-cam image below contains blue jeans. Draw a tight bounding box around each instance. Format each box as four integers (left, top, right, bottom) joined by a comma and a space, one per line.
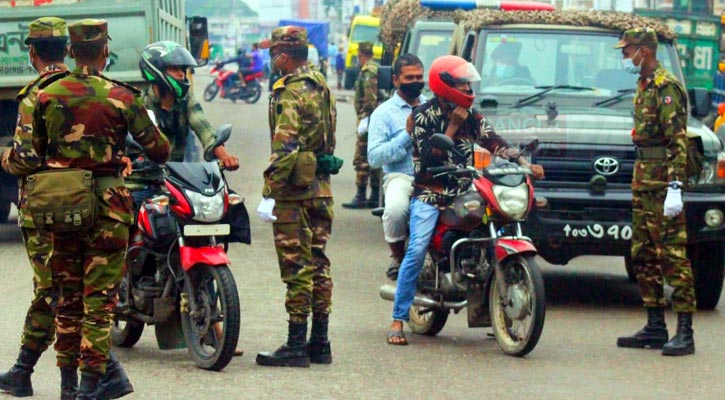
392, 199, 440, 321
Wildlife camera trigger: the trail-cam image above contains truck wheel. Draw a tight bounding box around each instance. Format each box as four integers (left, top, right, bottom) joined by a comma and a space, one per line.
0, 199, 10, 224
624, 256, 637, 283
688, 242, 725, 310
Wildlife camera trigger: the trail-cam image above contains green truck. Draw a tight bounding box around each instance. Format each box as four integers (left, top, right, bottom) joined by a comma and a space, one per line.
0, 0, 208, 221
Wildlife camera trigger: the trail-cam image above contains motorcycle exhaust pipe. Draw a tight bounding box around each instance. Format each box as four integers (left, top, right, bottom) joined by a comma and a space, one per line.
379, 285, 467, 311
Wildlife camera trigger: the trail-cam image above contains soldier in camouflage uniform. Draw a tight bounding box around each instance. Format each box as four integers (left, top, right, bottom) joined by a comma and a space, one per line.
255, 26, 337, 367
26, 19, 170, 398
614, 28, 696, 356
1, 17, 134, 400
342, 41, 384, 209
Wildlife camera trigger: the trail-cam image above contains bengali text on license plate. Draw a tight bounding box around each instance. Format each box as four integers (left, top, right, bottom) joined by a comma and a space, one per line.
562, 224, 632, 240
184, 224, 230, 237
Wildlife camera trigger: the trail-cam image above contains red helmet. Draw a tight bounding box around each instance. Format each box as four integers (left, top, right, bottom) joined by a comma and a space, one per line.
428, 55, 481, 108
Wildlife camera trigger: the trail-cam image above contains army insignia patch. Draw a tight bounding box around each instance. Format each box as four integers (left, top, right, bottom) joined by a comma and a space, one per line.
276, 104, 283, 114
664, 96, 672, 105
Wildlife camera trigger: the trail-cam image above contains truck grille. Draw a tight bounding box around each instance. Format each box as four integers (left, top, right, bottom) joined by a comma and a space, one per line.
533, 143, 635, 185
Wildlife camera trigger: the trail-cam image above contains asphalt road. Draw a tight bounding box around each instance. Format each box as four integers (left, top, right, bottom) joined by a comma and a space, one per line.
0, 72, 723, 400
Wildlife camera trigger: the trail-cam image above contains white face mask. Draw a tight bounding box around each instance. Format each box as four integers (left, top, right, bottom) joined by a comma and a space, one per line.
104, 57, 111, 71
28, 53, 36, 72
622, 48, 642, 74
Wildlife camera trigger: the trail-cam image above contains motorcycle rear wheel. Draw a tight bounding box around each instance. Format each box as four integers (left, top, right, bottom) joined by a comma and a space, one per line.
489, 255, 546, 357
243, 82, 262, 104
181, 264, 240, 371
111, 274, 145, 347
203, 83, 219, 102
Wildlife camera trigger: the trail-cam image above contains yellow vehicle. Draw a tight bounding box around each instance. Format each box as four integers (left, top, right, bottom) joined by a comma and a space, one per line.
344, 14, 383, 89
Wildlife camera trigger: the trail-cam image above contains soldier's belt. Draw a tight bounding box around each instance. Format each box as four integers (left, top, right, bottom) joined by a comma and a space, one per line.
635, 146, 666, 160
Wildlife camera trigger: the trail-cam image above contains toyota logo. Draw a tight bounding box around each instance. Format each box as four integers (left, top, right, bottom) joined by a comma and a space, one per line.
593, 157, 620, 176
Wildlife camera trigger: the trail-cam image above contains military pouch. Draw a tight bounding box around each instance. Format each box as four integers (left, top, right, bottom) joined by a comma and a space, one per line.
290, 151, 318, 188
316, 154, 344, 175
25, 168, 97, 233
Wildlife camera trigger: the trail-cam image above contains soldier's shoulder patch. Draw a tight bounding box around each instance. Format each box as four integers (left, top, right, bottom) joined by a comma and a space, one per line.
272, 75, 288, 91
37, 70, 70, 90
276, 103, 283, 114
16, 77, 41, 100
663, 95, 672, 105
100, 76, 141, 95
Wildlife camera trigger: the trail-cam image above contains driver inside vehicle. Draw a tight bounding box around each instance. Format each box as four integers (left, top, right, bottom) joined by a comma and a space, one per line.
485, 40, 533, 86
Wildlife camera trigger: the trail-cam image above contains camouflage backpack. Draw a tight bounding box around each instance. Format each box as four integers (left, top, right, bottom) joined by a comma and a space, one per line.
25, 168, 97, 232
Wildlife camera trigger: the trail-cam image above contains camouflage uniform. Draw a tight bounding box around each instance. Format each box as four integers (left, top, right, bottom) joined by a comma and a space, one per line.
352, 42, 384, 193
1, 17, 70, 356
262, 27, 337, 323
27, 19, 170, 373
623, 29, 695, 313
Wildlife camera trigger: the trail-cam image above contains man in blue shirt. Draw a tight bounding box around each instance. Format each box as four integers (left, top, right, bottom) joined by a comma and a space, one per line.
368, 54, 426, 280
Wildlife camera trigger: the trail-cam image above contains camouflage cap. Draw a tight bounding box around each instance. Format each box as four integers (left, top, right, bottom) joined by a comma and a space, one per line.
358, 41, 374, 56
24, 17, 67, 45
614, 27, 657, 49
68, 19, 112, 44
259, 26, 308, 49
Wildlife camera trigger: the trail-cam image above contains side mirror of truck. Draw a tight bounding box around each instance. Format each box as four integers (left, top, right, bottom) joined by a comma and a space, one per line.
378, 66, 394, 91
689, 88, 711, 118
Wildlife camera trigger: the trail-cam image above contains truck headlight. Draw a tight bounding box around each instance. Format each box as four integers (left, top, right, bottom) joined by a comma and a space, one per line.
492, 183, 529, 220
185, 190, 225, 222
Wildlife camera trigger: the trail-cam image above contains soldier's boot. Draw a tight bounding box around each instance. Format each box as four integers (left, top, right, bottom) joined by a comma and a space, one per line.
662, 313, 695, 356
616, 307, 669, 349
256, 321, 310, 367
366, 185, 381, 209
96, 352, 134, 400
386, 241, 406, 281
342, 185, 367, 209
308, 314, 332, 364
76, 371, 101, 400
59, 366, 78, 400
0, 346, 42, 397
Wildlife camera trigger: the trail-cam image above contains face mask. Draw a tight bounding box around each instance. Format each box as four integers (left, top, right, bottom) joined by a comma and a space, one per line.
622, 48, 642, 74
398, 81, 424, 99
271, 54, 283, 74
104, 57, 111, 71
28, 53, 36, 72
494, 64, 516, 79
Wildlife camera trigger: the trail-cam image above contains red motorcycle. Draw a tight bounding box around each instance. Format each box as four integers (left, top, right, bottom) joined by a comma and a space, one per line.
203, 64, 263, 104
380, 134, 547, 357
113, 125, 248, 371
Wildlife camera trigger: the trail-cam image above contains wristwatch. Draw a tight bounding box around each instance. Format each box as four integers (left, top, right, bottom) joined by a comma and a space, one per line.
668, 181, 683, 190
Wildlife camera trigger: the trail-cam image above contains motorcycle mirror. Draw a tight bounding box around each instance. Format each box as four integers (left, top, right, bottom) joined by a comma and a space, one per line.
518, 136, 539, 153
125, 133, 145, 154
431, 133, 454, 150
204, 124, 233, 161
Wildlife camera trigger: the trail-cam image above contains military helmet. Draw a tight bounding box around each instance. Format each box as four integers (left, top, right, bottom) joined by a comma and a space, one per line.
140, 41, 197, 99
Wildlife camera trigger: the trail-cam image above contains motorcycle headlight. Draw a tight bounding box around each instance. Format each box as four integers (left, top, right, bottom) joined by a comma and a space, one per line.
492, 183, 529, 220
185, 189, 225, 222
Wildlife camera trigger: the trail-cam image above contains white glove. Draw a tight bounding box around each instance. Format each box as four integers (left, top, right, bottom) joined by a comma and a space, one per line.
256, 197, 277, 223
357, 117, 369, 136
663, 182, 683, 218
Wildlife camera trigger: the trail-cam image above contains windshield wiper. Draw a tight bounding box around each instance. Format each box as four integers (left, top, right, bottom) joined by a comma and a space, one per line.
512, 85, 597, 108
592, 88, 636, 107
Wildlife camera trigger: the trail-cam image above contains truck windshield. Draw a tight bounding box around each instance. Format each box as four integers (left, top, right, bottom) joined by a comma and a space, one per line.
415, 31, 452, 79
351, 25, 379, 43
477, 30, 678, 101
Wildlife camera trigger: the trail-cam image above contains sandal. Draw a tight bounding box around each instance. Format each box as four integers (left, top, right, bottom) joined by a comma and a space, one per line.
386, 329, 408, 346
386, 260, 400, 281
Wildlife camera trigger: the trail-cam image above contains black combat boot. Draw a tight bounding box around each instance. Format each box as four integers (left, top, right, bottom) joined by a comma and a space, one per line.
256, 321, 310, 367
366, 185, 381, 209
308, 314, 332, 364
342, 186, 367, 209
662, 313, 695, 356
616, 307, 669, 349
60, 366, 78, 400
76, 371, 101, 400
0, 346, 42, 397
96, 352, 134, 400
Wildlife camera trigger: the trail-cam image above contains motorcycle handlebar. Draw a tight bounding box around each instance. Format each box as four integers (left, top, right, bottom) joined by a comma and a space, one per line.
426, 166, 458, 175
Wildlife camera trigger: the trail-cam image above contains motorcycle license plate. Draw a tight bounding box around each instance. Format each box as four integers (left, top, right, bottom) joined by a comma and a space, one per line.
184, 224, 230, 237
562, 223, 632, 241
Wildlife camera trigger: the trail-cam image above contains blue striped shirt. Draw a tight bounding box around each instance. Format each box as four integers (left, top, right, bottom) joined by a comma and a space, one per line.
367, 92, 426, 176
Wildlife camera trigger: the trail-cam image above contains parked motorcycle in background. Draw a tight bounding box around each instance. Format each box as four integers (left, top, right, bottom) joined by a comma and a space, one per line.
380, 134, 547, 357
203, 63, 263, 104
113, 125, 250, 371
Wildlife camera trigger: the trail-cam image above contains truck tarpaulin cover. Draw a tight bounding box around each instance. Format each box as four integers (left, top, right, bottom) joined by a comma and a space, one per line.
278, 19, 329, 59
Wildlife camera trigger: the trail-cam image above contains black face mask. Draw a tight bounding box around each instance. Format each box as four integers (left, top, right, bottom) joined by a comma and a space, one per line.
399, 81, 425, 100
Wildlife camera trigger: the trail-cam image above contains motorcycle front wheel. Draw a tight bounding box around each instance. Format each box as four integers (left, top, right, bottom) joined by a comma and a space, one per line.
243, 81, 262, 104
488, 255, 545, 357
203, 83, 219, 102
181, 264, 240, 371
111, 274, 145, 347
